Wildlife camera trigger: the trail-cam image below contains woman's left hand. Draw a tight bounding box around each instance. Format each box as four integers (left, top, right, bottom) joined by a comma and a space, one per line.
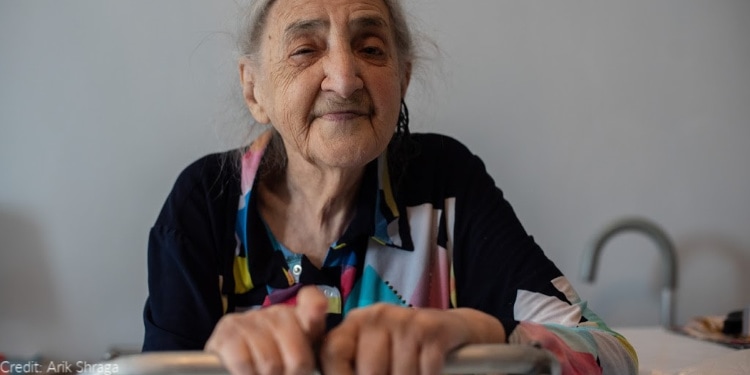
319, 303, 507, 375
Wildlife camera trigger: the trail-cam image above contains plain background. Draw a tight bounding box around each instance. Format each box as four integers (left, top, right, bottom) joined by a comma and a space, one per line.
1, 0, 749, 361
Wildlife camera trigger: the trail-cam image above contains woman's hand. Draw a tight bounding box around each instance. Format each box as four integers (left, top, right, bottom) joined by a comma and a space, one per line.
319, 304, 507, 375
205, 286, 328, 375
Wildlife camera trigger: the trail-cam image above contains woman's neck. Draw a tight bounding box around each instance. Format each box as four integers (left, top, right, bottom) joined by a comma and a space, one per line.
257, 160, 364, 268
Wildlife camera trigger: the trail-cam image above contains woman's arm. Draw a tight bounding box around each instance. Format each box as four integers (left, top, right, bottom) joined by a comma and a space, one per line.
443, 135, 638, 374
143, 154, 236, 351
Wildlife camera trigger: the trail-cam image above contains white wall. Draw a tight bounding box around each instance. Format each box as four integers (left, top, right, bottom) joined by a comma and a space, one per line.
2, 0, 749, 361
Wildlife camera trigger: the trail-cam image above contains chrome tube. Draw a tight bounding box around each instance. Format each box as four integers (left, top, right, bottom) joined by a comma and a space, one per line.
82, 344, 561, 375
580, 216, 678, 329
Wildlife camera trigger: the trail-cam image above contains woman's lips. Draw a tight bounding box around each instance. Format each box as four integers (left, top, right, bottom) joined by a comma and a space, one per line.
320, 111, 366, 121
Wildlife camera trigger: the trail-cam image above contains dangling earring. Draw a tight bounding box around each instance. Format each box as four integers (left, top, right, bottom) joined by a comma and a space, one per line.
397, 99, 410, 136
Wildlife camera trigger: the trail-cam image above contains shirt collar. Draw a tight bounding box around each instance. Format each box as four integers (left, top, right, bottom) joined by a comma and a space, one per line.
337, 153, 413, 251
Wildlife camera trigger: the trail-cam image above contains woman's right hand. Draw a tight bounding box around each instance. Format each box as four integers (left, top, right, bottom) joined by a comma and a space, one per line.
205, 286, 329, 375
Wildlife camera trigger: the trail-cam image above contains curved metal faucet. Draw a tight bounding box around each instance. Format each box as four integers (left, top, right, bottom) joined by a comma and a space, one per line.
580, 217, 678, 329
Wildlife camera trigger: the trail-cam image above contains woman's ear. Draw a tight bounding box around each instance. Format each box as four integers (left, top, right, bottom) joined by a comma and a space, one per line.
239, 58, 270, 124
400, 61, 412, 98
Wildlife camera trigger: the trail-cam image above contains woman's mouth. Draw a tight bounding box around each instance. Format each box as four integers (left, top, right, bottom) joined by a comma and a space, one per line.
320, 111, 367, 121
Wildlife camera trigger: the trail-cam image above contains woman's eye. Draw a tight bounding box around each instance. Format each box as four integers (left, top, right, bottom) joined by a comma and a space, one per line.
361, 46, 384, 56
292, 47, 315, 56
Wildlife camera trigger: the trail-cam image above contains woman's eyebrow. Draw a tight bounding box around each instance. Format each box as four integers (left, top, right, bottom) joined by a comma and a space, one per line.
349, 15, 388, 33
283, 19, 328, 44
282, 15, 388, 45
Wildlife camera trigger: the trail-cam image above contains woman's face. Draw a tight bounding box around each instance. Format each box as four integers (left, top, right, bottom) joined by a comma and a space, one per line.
241, 0, 410, 170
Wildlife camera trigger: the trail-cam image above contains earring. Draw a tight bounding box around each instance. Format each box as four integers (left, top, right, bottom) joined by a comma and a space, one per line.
397, 99, 410, 136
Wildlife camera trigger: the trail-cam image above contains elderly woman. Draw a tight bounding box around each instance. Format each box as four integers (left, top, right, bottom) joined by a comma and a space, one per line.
143, 0, 637, 374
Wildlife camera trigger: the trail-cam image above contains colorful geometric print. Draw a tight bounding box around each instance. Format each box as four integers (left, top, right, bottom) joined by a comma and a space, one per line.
509, 276, 639, 374
230, 130, 456, 314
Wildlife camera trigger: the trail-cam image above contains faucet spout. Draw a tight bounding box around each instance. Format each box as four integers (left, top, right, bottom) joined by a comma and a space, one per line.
580, 217, 678, 329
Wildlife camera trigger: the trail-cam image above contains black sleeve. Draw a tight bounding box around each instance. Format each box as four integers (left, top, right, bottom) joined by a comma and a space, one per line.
142, 154, 238, 351
434, 136, 567, 335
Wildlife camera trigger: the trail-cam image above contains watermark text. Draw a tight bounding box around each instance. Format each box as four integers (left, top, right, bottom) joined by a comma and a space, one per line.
1, 360, 119, 375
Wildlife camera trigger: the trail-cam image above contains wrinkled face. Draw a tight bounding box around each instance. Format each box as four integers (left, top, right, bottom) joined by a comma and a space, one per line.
241, 0, 410, 170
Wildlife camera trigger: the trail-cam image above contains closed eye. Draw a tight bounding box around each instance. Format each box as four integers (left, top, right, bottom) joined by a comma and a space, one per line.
360, 46, 384, 56
292, 47, 316, 56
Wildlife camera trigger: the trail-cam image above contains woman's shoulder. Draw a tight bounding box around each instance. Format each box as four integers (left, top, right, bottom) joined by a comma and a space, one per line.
405, 132, 480, 170
159, 151, 240, 216
409, 132, 471, 152
388, 133, 491, 205
171, 151, 239, 196
153, 150, 241, 231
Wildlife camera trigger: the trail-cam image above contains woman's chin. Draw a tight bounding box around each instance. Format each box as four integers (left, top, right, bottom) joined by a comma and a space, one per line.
308, 143, 383, 170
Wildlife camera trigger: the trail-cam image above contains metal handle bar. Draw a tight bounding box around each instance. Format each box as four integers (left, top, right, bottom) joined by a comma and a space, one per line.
85, 344, 560, 375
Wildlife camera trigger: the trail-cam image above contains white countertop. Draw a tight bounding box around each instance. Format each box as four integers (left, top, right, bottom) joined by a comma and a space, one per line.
616, 326, 750, 374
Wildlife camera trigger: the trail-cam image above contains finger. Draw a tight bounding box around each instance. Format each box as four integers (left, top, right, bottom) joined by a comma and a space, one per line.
419, 344, 446, 375
320, 323, 357, 375
253, 309, 322, 375
211, 341, 256, 375
390, 334, 419, 375
206, 316, 257, 375
206, 307, 321, 375
356, 325, 390, 375
295, 286, 329, 340
242, 321, 284, 375
267, 308, 318, 375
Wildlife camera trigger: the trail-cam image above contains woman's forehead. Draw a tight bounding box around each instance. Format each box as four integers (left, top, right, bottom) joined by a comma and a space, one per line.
266, 0, 392, 34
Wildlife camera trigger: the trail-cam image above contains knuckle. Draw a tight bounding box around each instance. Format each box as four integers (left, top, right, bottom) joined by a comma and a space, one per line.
215, 346, 255, 375
225, 358, 253, 375
216, 312, 244, 331
256, 360, 282, 375
414, 311, 440, 332
212, 314, 249, 337
288, 358, 315, 375
401, 311, 442, 344
204, 335, 220, 351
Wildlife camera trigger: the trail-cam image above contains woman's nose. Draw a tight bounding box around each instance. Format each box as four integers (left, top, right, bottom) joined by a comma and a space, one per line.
321, 47, 364, 99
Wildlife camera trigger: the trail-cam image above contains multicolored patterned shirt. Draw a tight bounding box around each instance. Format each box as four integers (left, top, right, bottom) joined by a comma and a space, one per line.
144, 131, 638, 374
